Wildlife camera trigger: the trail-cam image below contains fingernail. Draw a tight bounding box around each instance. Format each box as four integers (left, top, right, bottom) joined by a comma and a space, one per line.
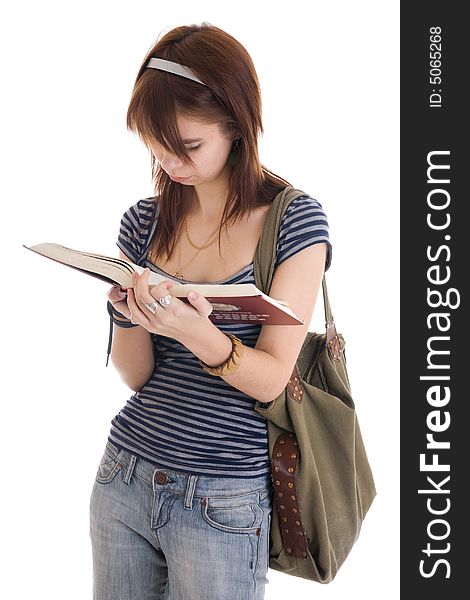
188, 291, 198, 300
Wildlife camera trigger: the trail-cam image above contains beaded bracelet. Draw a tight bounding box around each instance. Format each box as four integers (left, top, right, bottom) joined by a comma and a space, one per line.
106, 300, 139, 367
198, 333, 245, 376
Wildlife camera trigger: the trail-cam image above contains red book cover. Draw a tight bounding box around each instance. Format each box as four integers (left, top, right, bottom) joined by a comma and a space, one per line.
179, 294, 303, 325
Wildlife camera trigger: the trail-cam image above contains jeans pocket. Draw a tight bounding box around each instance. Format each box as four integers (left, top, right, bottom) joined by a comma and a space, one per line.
201, 491, 262, 534
95, 441, 123, 484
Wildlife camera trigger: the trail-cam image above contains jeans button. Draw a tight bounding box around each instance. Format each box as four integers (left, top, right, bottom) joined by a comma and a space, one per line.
155, 470, 169, 485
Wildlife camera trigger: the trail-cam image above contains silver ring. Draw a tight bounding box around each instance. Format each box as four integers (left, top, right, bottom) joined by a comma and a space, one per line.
158, 294, 172, 307
145, 302, 159, 314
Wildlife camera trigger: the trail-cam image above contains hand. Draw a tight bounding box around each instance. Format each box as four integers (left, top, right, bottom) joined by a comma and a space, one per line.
107, 285, 131, 319
127, 268, 214, 340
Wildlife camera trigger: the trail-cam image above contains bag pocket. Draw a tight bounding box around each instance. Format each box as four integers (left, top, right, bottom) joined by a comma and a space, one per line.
95, 441, 123, 484
201, 491, 263, 534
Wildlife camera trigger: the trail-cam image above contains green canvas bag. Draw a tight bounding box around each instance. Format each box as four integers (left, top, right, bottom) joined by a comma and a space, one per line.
253, 185, 377, 583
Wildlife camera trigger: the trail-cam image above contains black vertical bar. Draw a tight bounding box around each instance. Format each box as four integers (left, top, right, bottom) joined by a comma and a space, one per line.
401, 3, 468, 598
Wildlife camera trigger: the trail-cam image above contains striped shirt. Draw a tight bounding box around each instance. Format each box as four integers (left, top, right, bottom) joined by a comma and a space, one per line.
107, 194, 332, 478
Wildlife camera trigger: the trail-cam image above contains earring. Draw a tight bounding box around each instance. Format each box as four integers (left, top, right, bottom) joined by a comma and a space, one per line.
228, 138, 240, 166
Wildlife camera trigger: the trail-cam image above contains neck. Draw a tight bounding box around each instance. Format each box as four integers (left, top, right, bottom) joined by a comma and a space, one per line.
190, 167, 231, 224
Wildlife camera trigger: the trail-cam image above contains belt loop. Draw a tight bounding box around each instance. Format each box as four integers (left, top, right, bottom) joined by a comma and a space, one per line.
123, 454, 137, 485
183, 475, 198, 510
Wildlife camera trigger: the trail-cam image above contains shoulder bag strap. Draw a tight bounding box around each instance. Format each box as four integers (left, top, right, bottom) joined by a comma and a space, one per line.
253, 185, 337, 342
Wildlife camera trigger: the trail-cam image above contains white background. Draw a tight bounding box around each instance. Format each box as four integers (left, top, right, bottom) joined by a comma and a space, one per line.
2, 1, 399, 598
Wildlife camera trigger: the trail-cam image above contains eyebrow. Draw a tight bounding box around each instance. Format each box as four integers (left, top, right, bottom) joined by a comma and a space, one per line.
182, 138, 203, 143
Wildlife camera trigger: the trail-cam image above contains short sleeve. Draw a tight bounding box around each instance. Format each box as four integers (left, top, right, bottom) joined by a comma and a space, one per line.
276, 195, 332, 272
116, 199, 157, 263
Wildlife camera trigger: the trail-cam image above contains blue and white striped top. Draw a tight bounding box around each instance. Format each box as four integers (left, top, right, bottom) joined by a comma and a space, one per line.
107, 193, 332, 478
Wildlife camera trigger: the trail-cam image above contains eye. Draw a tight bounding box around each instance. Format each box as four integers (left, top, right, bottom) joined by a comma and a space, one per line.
186, 145, 201, 152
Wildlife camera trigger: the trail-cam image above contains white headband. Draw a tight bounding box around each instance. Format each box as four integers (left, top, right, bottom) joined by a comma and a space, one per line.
146, 57, 207, 86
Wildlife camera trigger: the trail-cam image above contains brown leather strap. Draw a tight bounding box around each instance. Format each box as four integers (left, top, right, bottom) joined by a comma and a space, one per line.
271, 432, 308, 559
326, 319, 342, 361
287, 364, 304, 403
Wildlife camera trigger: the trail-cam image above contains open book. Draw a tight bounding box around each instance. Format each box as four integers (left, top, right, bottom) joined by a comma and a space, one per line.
24, 242, 304, 325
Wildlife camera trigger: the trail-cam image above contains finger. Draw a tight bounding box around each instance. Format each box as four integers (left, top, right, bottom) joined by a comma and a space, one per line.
142, 277, 175, 310
132, 271, 148, 311
108, 285, 127, 302
133, 269, 155, 305
186, 290, 213, 318
132, 271, 141, 298
127, 288, 148, 324
149, 280, 175, 302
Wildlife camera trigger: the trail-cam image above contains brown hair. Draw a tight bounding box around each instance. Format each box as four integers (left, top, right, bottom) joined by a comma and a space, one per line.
126, 22, 291, 264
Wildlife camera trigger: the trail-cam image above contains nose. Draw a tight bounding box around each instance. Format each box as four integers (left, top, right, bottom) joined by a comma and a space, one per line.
159, 151, 184, 171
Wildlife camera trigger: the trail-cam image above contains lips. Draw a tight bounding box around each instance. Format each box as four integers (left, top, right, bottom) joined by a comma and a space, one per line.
169, 175, 190, 182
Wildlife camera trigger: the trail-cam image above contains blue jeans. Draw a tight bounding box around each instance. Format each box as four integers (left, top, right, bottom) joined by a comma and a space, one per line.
89, 440, 274, 599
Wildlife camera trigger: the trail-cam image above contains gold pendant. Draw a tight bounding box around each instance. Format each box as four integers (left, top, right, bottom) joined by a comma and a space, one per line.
172, 270, 184, 279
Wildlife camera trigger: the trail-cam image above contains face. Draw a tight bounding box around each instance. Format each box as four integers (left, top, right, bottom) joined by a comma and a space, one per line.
146, 113, 234, 185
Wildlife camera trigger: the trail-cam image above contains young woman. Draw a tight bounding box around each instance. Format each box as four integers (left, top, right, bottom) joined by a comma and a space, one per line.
90, 22, 332, 600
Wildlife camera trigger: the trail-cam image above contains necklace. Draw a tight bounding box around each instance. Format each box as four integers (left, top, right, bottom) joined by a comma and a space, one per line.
184, 220, 224, 249
171, 219, 228, 279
